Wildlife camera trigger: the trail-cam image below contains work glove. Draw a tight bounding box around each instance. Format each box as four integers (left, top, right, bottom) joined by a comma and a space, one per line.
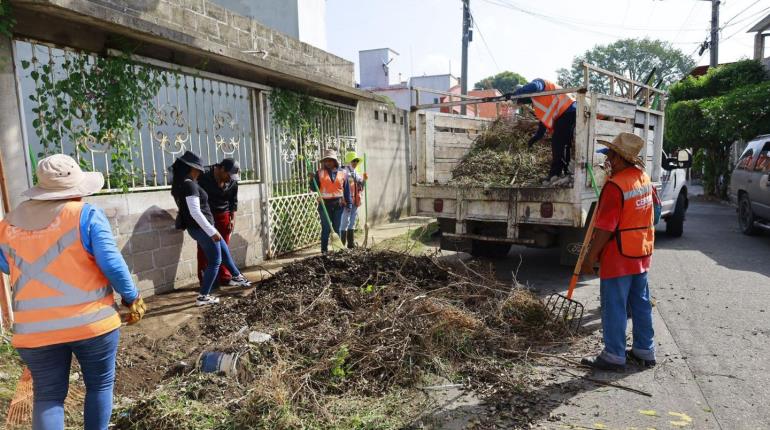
122, 296, 147, 325
363, 173, 369, 181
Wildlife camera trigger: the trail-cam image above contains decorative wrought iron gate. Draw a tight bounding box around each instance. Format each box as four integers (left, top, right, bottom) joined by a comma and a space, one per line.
264, 97, 357, 257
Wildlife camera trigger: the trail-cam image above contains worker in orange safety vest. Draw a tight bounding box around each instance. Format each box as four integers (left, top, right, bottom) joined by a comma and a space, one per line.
0, 154, 145, 430
510, 79, 577, 185
580, 133, 657, 372
309, 149, 352, 253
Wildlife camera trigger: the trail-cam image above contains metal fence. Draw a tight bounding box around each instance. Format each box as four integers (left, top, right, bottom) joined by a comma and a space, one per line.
264, 96, 357, 256
13, 39, 261, 191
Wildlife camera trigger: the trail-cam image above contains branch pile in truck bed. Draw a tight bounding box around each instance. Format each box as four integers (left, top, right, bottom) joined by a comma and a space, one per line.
451, 116, 554, 186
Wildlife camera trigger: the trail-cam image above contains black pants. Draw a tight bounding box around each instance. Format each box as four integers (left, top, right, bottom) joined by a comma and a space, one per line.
549, 110, 576, 178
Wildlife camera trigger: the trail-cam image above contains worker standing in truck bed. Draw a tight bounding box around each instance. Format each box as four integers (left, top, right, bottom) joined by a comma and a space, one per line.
510, 79, 576, 185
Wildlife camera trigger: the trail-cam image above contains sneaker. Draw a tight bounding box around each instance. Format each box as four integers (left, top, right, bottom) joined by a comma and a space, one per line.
230, 274, 252, 287
626, 349, 656, 368
580, 355, 625, 372
196, 295, 220, 306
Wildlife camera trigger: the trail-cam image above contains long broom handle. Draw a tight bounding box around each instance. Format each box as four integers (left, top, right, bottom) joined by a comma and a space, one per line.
566, 163, 602, 300
363, 153, 368, 225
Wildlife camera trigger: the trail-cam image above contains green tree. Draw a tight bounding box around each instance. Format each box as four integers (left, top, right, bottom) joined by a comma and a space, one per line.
666, 60, 770, 197
556, 38, 695, 92
474, 71, 527, 94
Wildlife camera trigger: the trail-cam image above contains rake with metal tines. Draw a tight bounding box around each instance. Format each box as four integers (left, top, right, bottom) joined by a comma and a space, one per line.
546, 163, 602, 333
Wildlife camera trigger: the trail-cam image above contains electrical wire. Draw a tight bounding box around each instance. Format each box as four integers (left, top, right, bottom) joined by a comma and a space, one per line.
672, 2, 700, 44
469, 9, 501, 71
722, 6, 770, 41
480, 0, 715, 32
720, 0, 761, 29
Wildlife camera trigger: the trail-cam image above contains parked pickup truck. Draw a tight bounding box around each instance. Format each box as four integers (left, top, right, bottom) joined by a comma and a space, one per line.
408, 63, 692, 262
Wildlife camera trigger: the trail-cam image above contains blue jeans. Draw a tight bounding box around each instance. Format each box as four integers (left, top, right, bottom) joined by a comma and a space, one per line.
187, 227, 241, 296
319, 200, 344, 252
599, 272, 656, 365
16, 329, 120, 430
341, 205, 359, 231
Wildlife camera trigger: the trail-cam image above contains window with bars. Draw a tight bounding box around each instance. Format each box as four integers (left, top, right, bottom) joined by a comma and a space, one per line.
13, 40, 261, 192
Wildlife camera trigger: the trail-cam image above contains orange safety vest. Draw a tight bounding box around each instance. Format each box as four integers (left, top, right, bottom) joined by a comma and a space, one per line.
0, 202, 120, 348
606, 167, 655, 258
530, 80, 575, 131
346, 167, 363, 207
318, 169, 346, 199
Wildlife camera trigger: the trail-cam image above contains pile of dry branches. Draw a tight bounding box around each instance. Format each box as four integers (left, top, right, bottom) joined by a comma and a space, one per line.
451, 116, 553, 186
205, 251, 562, 395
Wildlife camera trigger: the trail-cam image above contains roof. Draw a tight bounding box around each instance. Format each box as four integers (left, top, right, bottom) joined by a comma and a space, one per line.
358, 48, 400, 56
411, 73, 459, 80
748, 14, 770, 33
688, 62, 735, 77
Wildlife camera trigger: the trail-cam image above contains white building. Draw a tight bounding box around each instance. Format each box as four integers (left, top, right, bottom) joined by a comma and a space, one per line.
213, 0, 327, 49
358, 48, 459, 111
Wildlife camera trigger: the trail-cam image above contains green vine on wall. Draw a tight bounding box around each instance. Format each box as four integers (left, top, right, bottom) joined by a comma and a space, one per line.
268, 88, 336, 147
21, 48, 172, 191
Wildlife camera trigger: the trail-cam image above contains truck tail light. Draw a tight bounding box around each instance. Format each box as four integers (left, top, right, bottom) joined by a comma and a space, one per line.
434, 199, 444, 213
541, 202, 553, 218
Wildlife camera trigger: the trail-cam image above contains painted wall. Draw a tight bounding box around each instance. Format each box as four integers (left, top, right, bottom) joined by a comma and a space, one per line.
359, 48, 398, 89
356, 101, 410, 225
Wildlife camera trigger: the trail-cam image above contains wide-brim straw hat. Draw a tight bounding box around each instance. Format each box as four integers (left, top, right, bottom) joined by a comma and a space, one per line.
597, 132, 646, 168
22, 154, 104, 201
320, 149, 340, 167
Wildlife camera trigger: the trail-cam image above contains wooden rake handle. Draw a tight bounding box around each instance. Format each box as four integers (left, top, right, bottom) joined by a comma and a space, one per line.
567, 209, 597, 300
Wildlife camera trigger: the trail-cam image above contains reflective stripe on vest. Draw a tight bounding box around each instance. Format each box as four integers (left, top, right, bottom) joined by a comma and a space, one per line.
530, 80, 575, 130
0, 201, 120, 348
347, 167, 363, 207
319, 169, 345, 199
607, 168, 655, 258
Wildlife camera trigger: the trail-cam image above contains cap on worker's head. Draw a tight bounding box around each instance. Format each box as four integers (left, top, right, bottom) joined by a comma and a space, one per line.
22, 154, 104, 200
344, 151, 360, 164
218, 158, 241, 182
596, 132, 645, 168
320, 149, 339, 167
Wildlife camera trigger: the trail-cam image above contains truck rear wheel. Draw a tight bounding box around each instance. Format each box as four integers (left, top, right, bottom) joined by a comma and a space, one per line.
665, 192, 687, 237
470, 240, 511, 258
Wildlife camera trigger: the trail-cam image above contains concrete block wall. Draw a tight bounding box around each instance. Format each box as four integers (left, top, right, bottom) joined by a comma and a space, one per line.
22, 0, 354, 87
356, 101, 410, 225
85, 183, 268, 297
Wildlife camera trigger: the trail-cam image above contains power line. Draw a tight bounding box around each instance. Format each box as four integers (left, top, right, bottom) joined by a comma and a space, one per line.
673, 2, 700, 44
481, 0, 716, 32
469, 9, 501, 71
720, 0, 761, 29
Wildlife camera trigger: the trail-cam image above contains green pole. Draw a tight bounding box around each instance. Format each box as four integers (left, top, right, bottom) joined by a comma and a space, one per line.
306, 159, 341, 249
362, 153, 370, 247
586, 162, 601, 198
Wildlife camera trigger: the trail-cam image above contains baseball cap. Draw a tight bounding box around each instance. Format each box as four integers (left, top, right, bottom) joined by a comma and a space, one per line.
219, 158, 241, 181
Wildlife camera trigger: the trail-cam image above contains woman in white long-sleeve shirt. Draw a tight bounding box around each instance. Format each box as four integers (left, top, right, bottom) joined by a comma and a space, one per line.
171, 151, 251, 306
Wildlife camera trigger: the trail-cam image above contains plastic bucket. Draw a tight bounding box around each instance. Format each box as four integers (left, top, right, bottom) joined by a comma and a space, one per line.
198, 351, 244, 380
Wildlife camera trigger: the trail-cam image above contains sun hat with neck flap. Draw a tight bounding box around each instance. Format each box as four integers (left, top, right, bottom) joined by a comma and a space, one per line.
5, 154, 105, 231
23, 154, 105, 201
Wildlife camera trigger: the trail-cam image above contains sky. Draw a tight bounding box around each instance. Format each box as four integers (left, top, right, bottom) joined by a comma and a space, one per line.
325, 0, 770, 86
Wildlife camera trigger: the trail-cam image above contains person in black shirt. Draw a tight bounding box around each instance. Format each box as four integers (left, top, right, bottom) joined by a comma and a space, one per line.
170, 152, 251, 306
196, 158, 242, 287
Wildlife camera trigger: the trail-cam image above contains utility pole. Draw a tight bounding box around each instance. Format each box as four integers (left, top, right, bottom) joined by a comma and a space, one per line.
701, 0, 720, 67
460, 0, 471, 115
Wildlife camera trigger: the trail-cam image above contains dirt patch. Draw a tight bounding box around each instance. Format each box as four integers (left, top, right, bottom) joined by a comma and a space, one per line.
450, 115, 557, 187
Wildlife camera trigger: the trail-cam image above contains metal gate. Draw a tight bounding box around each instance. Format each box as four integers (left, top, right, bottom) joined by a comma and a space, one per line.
264, 97, 356, 257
